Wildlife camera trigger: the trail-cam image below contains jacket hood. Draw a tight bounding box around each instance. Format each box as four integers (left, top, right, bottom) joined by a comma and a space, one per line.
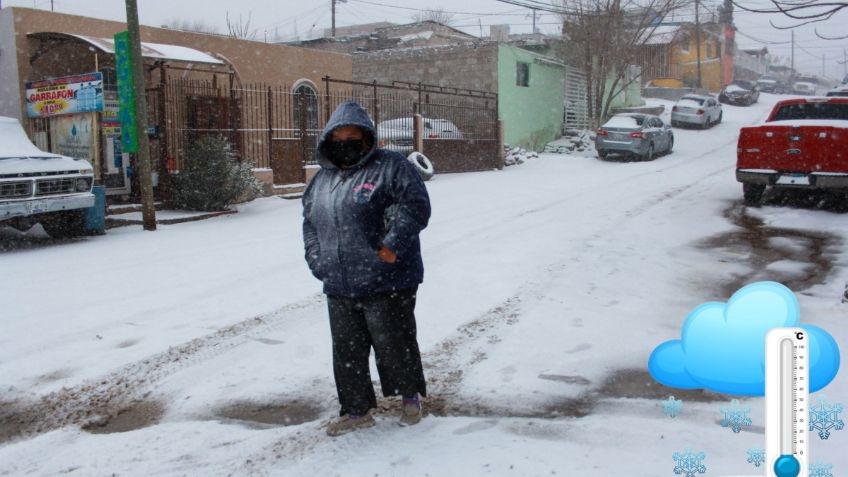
316, 101, 377, 170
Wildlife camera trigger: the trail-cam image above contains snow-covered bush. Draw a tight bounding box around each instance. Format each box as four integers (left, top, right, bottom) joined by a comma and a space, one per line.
171, 135, 261, 211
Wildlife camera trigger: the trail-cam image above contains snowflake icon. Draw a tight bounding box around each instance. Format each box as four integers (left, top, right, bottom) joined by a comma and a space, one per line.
746, 448, 765, 468
809, 462, 833, 477
673, 447, 707, 477
663, 396, 683, 418
720, 399, 752, 433
809, 396, 844, 440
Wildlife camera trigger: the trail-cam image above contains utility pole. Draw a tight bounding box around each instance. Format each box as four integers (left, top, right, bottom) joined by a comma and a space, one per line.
791, 30, 795, 80
124, 0, 156, 231
822, 54, 826, 78
695, 0, 702, 89
331, 0, 348, 37
532, 8, 538, 34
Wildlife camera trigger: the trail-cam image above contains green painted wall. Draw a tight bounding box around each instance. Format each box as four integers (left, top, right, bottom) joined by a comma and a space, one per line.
497, 45, 564, 151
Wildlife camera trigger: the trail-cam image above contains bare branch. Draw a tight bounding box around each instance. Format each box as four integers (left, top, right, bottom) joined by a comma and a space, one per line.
731, 1, 848, 32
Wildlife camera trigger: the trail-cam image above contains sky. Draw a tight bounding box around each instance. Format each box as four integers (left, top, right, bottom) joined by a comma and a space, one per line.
2, 0, 848, 79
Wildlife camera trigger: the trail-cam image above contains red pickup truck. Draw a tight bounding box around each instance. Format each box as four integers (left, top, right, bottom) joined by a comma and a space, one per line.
736, 97, 848, 206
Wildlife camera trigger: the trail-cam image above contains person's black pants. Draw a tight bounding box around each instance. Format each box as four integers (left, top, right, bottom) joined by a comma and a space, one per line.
327, 288, 426, 416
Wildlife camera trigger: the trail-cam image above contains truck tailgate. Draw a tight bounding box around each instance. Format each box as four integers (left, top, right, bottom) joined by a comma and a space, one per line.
737, 124, 848, 173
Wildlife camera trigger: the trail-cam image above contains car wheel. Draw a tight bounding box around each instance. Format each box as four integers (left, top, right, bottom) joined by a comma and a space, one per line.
598, 150, 608, 160
642, 143, 655, 161
717, 112, 722, 124
407, 152, 434, 181
666, 136, 674, 154
742, 183, 765, 207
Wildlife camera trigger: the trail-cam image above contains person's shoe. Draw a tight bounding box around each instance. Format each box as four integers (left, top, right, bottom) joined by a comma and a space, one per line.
325, 413, 375, 436
399, 394, 422, 427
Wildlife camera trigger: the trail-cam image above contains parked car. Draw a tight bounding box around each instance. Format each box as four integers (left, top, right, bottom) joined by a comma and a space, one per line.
671, 94, 722, 128
595, 113, 673, 161
825, 86, 848, 97
736, 97, 848, 206
719, 80, 760, 105
0, 116, 95, 237
792, 81, 817, 96
377, 117, 463, 154
757, 76, 789, 94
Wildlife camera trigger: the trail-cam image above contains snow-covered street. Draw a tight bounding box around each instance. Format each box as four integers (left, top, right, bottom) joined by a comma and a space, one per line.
1, 94, 846, 476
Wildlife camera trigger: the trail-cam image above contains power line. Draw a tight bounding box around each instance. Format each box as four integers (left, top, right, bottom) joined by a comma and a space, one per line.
346, 0, 535, 17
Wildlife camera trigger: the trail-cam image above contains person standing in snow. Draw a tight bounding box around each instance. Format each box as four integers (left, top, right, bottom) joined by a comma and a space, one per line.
302, 101, 431, 436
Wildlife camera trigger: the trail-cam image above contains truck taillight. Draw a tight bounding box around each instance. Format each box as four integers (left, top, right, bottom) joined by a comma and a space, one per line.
596, 128, 608, 136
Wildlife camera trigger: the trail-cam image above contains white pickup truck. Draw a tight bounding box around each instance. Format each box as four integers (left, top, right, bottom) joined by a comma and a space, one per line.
1, 116, 95, 236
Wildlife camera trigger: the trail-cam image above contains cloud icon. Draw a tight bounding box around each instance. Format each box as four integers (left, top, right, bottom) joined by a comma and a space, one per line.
648, 281, 840, 396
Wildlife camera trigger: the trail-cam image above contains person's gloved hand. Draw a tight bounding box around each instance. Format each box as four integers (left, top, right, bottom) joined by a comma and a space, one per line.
377, 246, 397, 264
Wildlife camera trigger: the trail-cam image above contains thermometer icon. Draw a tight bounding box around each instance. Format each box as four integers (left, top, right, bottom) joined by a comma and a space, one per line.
765, 328, 809, 477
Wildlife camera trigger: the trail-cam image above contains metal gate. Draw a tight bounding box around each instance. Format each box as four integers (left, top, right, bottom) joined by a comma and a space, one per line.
564, 66, 590, 130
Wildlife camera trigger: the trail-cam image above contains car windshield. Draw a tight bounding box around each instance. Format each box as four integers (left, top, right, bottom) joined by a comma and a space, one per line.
378, 118, 413, 130
731, 81, 754, 90
771, 102, 848, 121
679, 96, 705, 105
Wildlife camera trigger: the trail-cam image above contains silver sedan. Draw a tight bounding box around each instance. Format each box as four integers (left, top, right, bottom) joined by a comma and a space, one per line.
595, 113, 674, 161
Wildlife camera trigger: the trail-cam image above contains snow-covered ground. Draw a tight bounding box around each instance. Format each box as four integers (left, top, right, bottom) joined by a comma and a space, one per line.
1, 93, 846, 476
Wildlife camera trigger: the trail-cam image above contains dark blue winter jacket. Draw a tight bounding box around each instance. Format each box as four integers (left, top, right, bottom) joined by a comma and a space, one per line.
302, 101, 431, 297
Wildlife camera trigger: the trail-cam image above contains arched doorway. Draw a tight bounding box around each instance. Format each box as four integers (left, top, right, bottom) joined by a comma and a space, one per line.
293, 82, 320, 165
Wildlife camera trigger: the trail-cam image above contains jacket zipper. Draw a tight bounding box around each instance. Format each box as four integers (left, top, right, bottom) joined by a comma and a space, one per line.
333, 171, 351, 292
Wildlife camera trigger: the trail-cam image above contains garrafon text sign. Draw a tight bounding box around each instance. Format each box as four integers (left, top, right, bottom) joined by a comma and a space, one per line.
25, 73, 104, 118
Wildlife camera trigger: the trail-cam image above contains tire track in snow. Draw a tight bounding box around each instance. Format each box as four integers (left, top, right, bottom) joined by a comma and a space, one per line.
0, 293, 326, 443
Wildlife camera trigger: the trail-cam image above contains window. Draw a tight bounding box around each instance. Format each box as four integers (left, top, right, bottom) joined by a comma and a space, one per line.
516, 62, 530, 87
707, 40, 717, 59
292, 83, 319, 132
678, 32, 691, 53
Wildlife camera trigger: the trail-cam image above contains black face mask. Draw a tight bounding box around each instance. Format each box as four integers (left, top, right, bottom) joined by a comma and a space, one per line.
324, 139, 365, 168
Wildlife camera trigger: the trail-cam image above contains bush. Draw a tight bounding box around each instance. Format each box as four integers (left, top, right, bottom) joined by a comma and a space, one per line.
171, 135, 260, 211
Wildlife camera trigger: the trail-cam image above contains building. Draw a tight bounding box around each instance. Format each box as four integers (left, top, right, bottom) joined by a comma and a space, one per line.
639, 22, 734, 92
0, 7, 352, 197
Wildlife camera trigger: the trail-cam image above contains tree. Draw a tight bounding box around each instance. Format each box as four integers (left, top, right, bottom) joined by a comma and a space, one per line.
227, 11, 257, 40
412, 7, 455, 26
172, 135, 261, 211
731, 1, 848, 38
557, 0, 689, 127
163, 18, 220, 35
162, 18, 218, 35
718, 0, 734, 24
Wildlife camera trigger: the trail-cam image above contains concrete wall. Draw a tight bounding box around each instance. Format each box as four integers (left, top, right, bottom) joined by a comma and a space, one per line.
353, 44, 499, 92
0, 9, 21, 118
3, 7, 352, 120
497, 45, 564, 151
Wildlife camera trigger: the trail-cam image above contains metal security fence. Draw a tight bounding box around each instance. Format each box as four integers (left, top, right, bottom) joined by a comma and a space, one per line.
322, 77, 501, 173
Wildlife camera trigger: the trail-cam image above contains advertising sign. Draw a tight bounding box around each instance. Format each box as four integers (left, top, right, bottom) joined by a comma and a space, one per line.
114, 31, 139, 153
50, 114, 97, 163
25, 73, 104, 118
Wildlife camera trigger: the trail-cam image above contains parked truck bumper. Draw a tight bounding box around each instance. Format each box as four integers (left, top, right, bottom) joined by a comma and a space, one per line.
0, 193, 95, 221
736, 169, 848, 189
